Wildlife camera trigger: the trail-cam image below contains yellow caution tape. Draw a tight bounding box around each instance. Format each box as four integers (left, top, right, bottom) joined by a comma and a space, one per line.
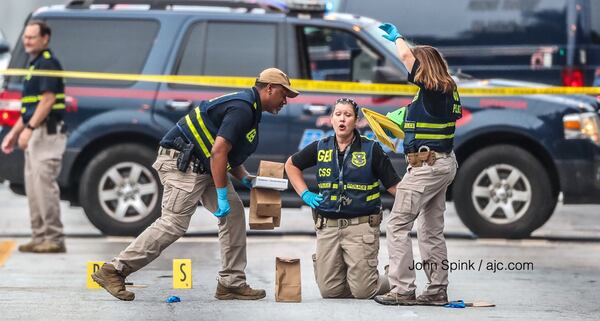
3, 68, 600, 96
361, 108, 405, 150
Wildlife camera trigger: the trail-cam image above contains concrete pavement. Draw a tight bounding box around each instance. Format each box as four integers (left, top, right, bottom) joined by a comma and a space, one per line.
1, 236, 599, 321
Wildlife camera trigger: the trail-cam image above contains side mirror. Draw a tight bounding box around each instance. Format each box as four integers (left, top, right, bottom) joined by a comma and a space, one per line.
373, 66, 406, 84
0, 39, 9, 54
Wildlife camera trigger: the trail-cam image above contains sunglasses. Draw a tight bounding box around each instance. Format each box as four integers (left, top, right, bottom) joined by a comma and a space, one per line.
335, 98, 359, 116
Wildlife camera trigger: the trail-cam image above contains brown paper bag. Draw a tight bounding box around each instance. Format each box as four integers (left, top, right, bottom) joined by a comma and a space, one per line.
253, 189, 281, 217
258, 161, 285, 178
275, 257, 301, 302
249, 161, 284, 229
249, 189, 275, 230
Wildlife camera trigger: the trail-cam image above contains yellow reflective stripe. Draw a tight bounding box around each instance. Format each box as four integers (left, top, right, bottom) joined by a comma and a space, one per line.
318, 182, 339, 189
366, 192, 380, 202
33, 94, 66, 100
23, 93, 66, 103
416, 122, 455, 129
344, 183, 367, 191
184, 115, 211, 157
52, 103, 65, 110
415, 133, 455, 140
318, 182, 331, 189
194, 108, 215, 145
330, 195, 338, 201
21, 96, 39, 103
344, 182, 379, 191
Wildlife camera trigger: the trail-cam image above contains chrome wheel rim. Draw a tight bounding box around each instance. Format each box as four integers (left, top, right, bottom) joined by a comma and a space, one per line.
471, 164, 532, 225
97, 162, 158, 223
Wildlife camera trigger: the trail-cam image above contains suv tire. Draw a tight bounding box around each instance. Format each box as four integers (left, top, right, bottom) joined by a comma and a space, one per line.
79, 143, 161, 236
453, 144, 556, 238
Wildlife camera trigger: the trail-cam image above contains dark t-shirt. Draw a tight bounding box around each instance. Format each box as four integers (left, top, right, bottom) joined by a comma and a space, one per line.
21, 49, 65, 123
408, 59, 455, 118
209, 100, 255, 145
291, 137, 400, 190
35, 59, 63, 94
160, 99, 254, 149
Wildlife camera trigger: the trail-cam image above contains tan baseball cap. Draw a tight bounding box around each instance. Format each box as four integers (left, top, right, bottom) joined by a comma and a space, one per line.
256, 68, 300, 98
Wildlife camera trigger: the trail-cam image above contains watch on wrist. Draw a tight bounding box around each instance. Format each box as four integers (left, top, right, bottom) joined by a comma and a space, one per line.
26, 123, 36, 130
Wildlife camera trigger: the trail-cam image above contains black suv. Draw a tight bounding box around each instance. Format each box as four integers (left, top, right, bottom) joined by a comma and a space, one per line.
1, 0, 600, 238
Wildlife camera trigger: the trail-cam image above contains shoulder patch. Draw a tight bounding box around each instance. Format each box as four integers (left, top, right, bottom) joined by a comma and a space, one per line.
43, 51, 51, 59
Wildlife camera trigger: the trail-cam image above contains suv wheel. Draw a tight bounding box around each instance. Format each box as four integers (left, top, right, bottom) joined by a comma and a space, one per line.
453, 144, 556, 238
79, 144, 161, 236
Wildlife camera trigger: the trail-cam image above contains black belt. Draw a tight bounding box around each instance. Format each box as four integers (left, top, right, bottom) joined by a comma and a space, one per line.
158, 146, 206, 174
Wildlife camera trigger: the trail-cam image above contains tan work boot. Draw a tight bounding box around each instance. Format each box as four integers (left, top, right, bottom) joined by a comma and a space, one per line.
32, 241, 66, 253
374, 291, 416, 306
91, 263, 135, 301
416, 290, 448, 306
18, 240, 42, 253
215, 282, 266, 300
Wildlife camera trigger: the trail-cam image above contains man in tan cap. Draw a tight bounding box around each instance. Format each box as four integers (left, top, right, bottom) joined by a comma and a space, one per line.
92, 68, 298, 301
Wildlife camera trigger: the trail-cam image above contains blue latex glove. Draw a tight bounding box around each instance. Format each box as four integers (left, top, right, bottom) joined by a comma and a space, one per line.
166, 295, 181, 303
379, 23, 402, 42
301, 189, 324, 209
444, 300, 466, 308
241, 175, 253, 189
213, 187, 230, 218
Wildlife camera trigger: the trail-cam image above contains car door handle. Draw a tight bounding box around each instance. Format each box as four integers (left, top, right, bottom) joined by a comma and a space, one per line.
303, 104, 330, 116
166, 99, 193, 111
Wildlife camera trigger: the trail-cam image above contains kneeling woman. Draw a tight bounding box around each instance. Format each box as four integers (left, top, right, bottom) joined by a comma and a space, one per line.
285, 98, 400, 299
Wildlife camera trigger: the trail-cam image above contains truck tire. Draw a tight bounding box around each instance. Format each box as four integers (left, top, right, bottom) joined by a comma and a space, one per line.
79, 143, 161, 236
453, 144, 556, 238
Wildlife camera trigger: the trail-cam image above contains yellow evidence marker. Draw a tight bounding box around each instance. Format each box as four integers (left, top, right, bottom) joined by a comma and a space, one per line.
87, 261, 104, 289
173, 259, 192, 289
361, 108, 405, 150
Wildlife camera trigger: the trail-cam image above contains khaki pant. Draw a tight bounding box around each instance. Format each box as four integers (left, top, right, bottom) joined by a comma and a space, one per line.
312, 221, 389, 299
387, 152, 457, 295
112, 154, 248, 287
24, 122, 67, 244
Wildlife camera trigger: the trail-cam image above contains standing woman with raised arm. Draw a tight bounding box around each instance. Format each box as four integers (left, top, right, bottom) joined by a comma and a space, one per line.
374, 23, 462, 306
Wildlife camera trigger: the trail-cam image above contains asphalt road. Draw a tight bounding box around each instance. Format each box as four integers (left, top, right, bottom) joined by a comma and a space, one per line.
1, 183, 600, 320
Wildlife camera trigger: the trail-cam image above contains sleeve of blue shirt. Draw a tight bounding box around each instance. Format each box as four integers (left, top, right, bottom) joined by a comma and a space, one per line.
216, 103, 254, 145
36, 59, 63, 94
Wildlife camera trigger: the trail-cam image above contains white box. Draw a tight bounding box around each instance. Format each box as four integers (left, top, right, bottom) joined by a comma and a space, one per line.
251, 176, 288, 191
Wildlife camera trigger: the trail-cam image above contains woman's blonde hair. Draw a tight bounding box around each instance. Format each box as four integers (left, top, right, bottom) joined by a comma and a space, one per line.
412, 45, 456, 93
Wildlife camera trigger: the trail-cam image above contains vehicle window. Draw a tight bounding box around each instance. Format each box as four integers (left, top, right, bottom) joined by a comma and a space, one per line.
338, 0, 567, 45
173, 22, 276, 87
300, 26, 382, 82
46, 18, 159, 86
205, 22, 276, 76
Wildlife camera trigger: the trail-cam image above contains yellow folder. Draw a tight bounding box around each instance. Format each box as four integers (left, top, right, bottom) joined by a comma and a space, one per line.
361, 108, 405, 150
